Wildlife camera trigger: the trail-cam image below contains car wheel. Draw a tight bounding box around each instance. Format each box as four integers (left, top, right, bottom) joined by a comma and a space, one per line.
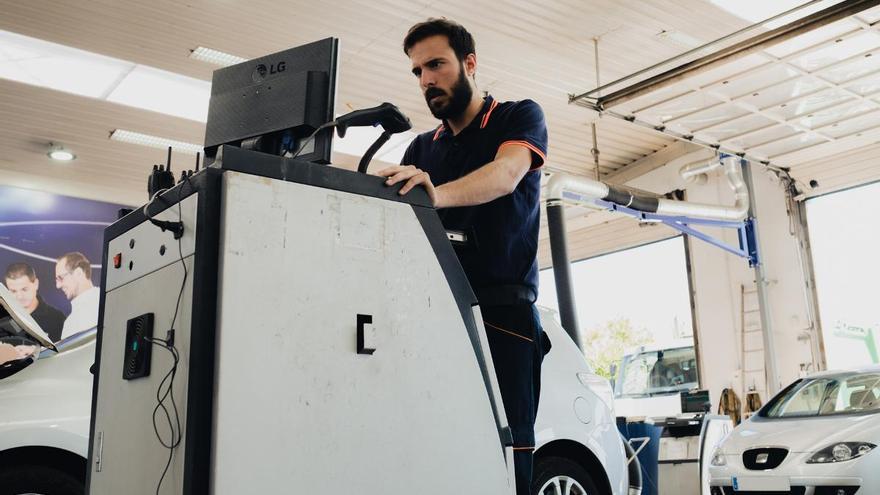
0, 465, 84, 495
532, 456, 602, 495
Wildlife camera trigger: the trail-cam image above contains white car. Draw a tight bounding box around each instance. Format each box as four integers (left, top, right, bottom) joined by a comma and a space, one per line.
709, 366, 880, 495
0, 307, 634, 495
0, 328, 95, 495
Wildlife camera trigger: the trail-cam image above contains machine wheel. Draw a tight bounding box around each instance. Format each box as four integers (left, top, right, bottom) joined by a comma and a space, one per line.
0, 465, 84, 495
532, 456, 602, 495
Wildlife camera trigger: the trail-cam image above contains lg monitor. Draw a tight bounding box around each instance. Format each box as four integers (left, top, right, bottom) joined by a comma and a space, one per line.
204, 38, 338, 164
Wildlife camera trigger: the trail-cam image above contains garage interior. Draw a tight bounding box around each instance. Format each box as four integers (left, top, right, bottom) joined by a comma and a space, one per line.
1, 1, 879, 495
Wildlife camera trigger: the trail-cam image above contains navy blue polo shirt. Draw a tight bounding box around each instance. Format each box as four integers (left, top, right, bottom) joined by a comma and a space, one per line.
401, 95, 548, 301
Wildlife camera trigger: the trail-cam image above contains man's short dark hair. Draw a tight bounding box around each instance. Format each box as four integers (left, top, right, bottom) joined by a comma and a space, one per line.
403, 18, 475, 61
59, 252, 92, 279
4, 262, 36, 282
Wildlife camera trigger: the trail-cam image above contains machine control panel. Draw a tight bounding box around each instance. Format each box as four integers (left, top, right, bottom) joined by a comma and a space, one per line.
106, 194, 198, 291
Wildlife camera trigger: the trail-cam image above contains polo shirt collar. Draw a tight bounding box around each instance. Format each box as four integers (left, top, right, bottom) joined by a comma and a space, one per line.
432, 95, 498, 141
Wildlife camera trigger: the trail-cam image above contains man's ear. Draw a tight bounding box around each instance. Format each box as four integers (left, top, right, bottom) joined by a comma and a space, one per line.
465, 53, 477, 78
34, 278, 39, 292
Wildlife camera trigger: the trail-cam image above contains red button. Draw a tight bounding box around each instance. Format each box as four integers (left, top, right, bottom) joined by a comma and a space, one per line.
113, 253, 122, 269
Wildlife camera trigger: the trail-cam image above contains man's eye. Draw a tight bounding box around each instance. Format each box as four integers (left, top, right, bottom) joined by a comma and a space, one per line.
427, 60, 441, 68
412, 69, 421, 77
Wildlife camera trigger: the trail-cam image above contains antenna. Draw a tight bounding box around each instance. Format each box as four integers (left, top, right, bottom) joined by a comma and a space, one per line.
166, 146, 172, 172
195, 152, 201, 171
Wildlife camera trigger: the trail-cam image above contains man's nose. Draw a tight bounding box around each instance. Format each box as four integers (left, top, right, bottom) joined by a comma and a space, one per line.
420, 73, 436, 90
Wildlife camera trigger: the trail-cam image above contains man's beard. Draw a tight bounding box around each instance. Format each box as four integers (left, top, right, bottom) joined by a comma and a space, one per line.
424, 66, 473, 121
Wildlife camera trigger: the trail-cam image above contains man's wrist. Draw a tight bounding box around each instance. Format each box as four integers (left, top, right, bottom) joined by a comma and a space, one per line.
433, 185, 447, 209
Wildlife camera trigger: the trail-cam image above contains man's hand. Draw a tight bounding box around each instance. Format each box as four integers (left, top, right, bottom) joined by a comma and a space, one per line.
15, 345, 37, 359
376, 165, 440, 206
0, 343, 17, 364
0, 343, 35, 365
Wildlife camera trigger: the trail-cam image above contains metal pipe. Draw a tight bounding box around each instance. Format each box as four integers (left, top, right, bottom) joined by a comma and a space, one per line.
595, 0, 880, 109
545, 173, 609, 203
569, 0, 824, 103
742, 161, 780, 395
592, 37, 602, 181
679, 160, 722, 184
788, 187, 827, 371
657, 155, 749, 221
546, 203, 582, 350
547, 155, 749, 221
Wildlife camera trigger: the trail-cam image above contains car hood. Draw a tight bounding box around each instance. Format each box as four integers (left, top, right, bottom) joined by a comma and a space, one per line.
722, 413, 880, 454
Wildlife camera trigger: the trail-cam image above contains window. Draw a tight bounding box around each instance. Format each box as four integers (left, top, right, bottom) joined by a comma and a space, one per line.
537, 236, 695, 381
806, 181, 880, 369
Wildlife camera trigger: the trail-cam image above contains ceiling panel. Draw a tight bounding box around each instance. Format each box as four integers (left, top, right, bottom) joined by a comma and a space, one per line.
584, 3, 880, 193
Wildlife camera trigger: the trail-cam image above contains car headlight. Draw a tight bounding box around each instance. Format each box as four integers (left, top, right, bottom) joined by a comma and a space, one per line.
807, 442, 876, 463
710, 450, 727, 466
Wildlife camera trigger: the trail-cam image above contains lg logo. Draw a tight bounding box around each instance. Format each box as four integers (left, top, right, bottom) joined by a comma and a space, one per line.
252, 61, 287, 82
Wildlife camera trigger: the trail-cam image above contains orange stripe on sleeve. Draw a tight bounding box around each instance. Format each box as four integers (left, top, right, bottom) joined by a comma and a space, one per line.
498, 140, 547, 169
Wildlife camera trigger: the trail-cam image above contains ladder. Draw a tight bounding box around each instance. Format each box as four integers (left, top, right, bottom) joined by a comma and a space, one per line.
741, 283, 766, 414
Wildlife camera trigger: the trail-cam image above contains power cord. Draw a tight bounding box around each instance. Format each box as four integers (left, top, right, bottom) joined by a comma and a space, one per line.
143, 189, 184, 239
142, 334, 181, 495
285, 121, 337, 159
142, 174, 190, 495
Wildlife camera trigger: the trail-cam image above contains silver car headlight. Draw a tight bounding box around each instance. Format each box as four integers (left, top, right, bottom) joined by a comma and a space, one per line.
710, 449, 727, 466
806, 442, 876, 463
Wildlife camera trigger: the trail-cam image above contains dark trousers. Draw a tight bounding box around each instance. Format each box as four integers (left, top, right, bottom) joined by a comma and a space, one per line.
481, 304, 549, 495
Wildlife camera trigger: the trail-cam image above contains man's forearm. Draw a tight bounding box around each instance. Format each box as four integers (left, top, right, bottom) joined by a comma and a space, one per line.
435, 159, 525, 208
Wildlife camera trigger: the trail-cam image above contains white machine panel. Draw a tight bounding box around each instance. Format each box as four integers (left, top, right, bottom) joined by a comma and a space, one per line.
105, 194, 198, 291
91, 256, 195, 494
210, 171, 513, 494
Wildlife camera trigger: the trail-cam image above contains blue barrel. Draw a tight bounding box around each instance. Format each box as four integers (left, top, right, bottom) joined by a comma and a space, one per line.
617, 419, 662, 495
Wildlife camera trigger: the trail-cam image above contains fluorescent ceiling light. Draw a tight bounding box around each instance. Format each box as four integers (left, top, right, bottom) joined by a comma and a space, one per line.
110, 129, 203, 155
710, 0, 843, 29
190, 46, 247, 67
106, 65, 210, 122
0, 29, 210, 122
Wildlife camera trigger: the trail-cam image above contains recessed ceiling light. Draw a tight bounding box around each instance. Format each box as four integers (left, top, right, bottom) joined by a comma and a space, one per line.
47, 143, 75, 161
189, 46, 247, 67
110, 129, 202, 155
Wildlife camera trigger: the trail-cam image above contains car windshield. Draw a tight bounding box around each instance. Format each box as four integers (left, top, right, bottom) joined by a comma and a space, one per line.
764, 372, 880, 418
616, 346, 699, 397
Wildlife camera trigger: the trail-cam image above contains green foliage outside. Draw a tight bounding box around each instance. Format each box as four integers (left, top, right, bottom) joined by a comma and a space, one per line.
582, 317, 652, 380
